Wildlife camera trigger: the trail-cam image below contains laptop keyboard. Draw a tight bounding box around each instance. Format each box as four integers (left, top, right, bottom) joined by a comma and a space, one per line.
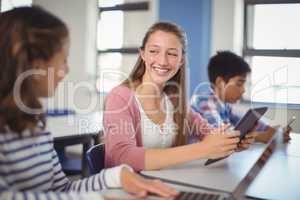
174, 191, 226, 200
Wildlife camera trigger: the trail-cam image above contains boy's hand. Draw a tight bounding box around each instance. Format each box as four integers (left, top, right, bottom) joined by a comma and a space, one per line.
270, 125, 292, 143
283, 126, 292, 143
255, 127, 276, 143
120, 168, 178, 198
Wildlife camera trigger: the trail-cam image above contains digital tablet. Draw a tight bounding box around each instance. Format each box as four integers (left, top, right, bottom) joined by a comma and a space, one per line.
204, 107, 268, 166
283, 116, 296, 132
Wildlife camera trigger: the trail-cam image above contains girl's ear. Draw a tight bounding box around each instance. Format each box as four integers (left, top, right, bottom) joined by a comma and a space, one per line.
179, 56, 185, 67
31, 59, 46, 70
139, 48, 146, 61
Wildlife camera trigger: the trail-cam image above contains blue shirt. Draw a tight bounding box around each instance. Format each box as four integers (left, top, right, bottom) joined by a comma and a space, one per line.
190, 85, 268, 131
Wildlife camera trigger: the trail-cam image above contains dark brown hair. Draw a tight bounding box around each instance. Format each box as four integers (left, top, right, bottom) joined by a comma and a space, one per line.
124, 22, 188, 146
0, 6, 69, 134
208, 51, 251, 84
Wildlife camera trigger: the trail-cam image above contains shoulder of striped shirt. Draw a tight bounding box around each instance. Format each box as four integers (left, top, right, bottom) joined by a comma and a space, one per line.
0, 130, 51, 144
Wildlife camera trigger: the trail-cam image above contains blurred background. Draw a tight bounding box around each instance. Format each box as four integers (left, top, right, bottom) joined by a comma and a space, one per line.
1, 0, 300, 132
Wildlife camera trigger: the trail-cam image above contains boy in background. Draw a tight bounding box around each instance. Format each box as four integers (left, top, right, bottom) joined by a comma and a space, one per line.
191, 51, 290, 143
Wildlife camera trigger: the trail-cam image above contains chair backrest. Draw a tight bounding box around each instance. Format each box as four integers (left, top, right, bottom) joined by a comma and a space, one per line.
46, 109, 76, 117
86, 143, 105, 175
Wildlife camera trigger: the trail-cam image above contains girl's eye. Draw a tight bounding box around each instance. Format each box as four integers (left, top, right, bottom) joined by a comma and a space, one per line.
149, 50, 158, 54
168, 53, 178, 57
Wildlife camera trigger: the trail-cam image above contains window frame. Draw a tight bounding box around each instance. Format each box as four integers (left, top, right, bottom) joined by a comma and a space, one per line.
97, 1, 148, 55
0, 0, 32, 12
96, 1, 149, 93
243, 0, 300, 107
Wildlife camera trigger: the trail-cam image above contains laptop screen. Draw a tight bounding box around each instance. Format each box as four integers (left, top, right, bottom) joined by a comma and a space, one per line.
231, 128, 281, 199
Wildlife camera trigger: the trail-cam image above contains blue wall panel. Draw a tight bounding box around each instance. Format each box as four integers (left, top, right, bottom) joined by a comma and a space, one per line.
159, 0, 211, 97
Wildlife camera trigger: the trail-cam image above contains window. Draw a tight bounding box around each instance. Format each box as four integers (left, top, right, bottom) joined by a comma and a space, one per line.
96, 0, 151, 93
97, 1, 124, 93
0, 0, 31, 12
243, 0, 300, 104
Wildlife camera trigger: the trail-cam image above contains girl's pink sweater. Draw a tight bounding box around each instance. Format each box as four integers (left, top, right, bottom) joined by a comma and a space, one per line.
103, 84, 212, 171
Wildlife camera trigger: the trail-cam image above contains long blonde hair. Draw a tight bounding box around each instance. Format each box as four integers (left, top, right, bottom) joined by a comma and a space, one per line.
124, 22, 188, 146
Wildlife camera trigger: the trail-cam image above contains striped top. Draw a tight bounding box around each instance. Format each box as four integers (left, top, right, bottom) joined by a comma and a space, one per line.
190, 85, 268, 131
0, 128, 127, 200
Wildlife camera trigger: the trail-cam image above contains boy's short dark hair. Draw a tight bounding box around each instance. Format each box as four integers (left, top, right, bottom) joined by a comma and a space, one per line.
208, 51, 251, 84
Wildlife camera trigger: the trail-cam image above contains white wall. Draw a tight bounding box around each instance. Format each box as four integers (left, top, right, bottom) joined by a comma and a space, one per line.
34, 0, 102, 113
211, 0, 300, 132
34, 0, 158, 113
211, 0, 243, 55
122, 0, 158, 74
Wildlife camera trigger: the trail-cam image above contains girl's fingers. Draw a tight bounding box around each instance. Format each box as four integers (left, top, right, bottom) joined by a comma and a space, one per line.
136, 190, 147, 198
136, 179, 177, 198
245, 133, 256, 139
129, 183, 147, 197
238, 142, 250, 149
134, 180, 164, 197
224, 137, 240, 145
223, 144, 238, 152
225, 131, 240, 138
123, 173, 173, 198
242, 137, 254, 144
152, 180, 178, 196
224, 150, 235, 157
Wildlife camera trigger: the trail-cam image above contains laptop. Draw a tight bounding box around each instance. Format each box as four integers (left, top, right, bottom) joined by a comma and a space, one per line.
143, 128, 280, 200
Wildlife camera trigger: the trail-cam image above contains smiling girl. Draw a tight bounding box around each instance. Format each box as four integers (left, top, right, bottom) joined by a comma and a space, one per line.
103, 22, 243, 171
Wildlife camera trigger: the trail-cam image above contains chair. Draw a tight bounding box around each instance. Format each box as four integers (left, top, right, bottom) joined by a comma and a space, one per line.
86, 143, 105, 175
47, 109, 82, 176
46, 109, 76, 117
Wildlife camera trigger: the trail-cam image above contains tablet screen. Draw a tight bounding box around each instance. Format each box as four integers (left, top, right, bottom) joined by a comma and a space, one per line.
204, 107, 268, 166
234, 107, 268, 141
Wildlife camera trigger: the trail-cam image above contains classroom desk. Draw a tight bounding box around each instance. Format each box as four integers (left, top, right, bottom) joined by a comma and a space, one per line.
246, 133, 300, 200
101, 183, 232, 200
138, 133, 300, 200
47, 112, 103, 176
100, 142, 269, 200
141, 143, 266, 193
